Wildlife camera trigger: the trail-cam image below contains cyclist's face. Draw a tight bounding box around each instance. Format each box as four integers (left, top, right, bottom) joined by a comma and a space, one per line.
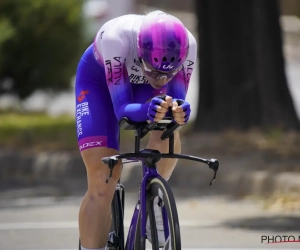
145, 74, 170, 89
141, 59, 181, 89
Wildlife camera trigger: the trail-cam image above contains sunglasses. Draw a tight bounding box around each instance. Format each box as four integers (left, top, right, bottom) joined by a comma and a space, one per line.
141, 59, 182, 80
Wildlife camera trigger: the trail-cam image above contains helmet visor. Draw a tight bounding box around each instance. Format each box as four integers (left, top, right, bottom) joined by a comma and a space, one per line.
141, 58, 182, 80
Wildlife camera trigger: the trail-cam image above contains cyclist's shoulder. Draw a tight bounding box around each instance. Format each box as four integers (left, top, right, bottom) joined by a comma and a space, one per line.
183, 29, 197, 64
94, 14, 143, 60
185, 29, 197, 48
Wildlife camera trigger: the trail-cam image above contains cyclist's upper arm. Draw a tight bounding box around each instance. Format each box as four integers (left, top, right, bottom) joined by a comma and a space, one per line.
95, 26, 134, 117
94, 24, 150, 122
167, 30, 197, 100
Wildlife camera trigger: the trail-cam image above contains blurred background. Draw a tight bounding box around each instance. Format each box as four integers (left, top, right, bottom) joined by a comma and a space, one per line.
0, 0, 300, 249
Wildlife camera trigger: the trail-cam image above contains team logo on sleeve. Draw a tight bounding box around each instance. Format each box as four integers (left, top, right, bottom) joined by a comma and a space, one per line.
105, 60, 113, 84
77, 90, 89, 103
186, 60, 194, 83
113, 57, 122, 85
105, 57, 124, 85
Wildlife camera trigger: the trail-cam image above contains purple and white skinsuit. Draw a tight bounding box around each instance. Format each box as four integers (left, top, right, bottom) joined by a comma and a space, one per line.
75, 11, 197, 151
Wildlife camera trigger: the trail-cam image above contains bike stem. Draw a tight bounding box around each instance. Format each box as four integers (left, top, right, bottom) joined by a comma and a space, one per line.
134, 124, 176, 154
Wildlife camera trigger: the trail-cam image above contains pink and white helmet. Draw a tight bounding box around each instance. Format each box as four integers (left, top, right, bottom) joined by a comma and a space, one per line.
137, 11, 189, 72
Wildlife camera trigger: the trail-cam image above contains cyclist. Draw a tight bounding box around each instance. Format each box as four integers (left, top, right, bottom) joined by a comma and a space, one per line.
76, 10, 197, 250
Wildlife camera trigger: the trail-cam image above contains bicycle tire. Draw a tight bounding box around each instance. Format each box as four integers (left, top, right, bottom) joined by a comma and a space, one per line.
134, 176, 181, 250
132, 205, 145, 250
110, 184, 125, 250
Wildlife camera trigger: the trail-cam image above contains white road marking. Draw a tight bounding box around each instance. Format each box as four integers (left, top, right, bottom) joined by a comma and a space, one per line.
0, 220, 217, 230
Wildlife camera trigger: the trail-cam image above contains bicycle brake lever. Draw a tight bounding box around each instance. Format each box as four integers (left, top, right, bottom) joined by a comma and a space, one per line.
105, 158, 118, 183
208, 159, 219, 186
106, 169, 113, 183
210, 170, 217, 186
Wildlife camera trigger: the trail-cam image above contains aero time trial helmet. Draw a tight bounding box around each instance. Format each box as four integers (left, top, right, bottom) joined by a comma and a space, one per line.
137, 11, 189, 73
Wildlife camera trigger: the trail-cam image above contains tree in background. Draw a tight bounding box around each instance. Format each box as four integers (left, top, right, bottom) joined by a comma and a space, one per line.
194, 0, 300, 131
0, 0, 85, 99
280, 0, 300, 17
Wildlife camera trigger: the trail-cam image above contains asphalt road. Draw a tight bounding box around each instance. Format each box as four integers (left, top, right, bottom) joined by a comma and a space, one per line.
0, 190, 300, 250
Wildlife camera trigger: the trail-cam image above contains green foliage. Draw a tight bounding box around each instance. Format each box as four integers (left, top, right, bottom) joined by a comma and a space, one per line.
0, 18, 15, 47
0, 0, 85, 99
1, 112, 300, 157
0, 112, 77, 151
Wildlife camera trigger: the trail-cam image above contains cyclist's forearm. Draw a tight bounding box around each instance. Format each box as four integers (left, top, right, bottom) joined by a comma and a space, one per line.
115, 102, 150, 122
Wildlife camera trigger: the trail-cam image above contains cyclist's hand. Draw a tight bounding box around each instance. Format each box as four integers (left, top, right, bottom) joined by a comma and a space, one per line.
172, 99, 191, 125
148, 95, 173, 122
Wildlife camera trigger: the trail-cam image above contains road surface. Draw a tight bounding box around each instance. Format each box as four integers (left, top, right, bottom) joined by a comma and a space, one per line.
0, 191, 299, 250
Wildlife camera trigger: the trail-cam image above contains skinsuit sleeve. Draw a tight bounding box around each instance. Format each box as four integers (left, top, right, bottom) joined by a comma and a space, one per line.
167, 30, 197, 100
95, 24, 150, 122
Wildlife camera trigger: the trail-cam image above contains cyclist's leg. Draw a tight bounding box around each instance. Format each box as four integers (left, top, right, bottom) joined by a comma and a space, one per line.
147, 130, 181, 179
79, 148, 121, 248
75, 45, 122, 249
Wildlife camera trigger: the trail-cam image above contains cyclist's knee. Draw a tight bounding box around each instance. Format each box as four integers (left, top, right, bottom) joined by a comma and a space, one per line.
81, 147, 122, 199
149, 130, 180, 145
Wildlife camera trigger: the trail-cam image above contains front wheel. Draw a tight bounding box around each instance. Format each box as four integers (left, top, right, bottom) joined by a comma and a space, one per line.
145, 176, 181, 250
109, 184, 125, 250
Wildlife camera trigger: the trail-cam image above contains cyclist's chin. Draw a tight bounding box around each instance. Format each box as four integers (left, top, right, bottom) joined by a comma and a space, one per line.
150, 82, 165, 89
147, 77, 170, 89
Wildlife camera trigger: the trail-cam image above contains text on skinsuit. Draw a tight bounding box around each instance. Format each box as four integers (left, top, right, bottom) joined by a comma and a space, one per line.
186, 60, 194, 83
105, 57, 124, 85
78, 136, 108, 151
76, 102, 90, 137
129, 74, 149, 84
80, 141, 102, 150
